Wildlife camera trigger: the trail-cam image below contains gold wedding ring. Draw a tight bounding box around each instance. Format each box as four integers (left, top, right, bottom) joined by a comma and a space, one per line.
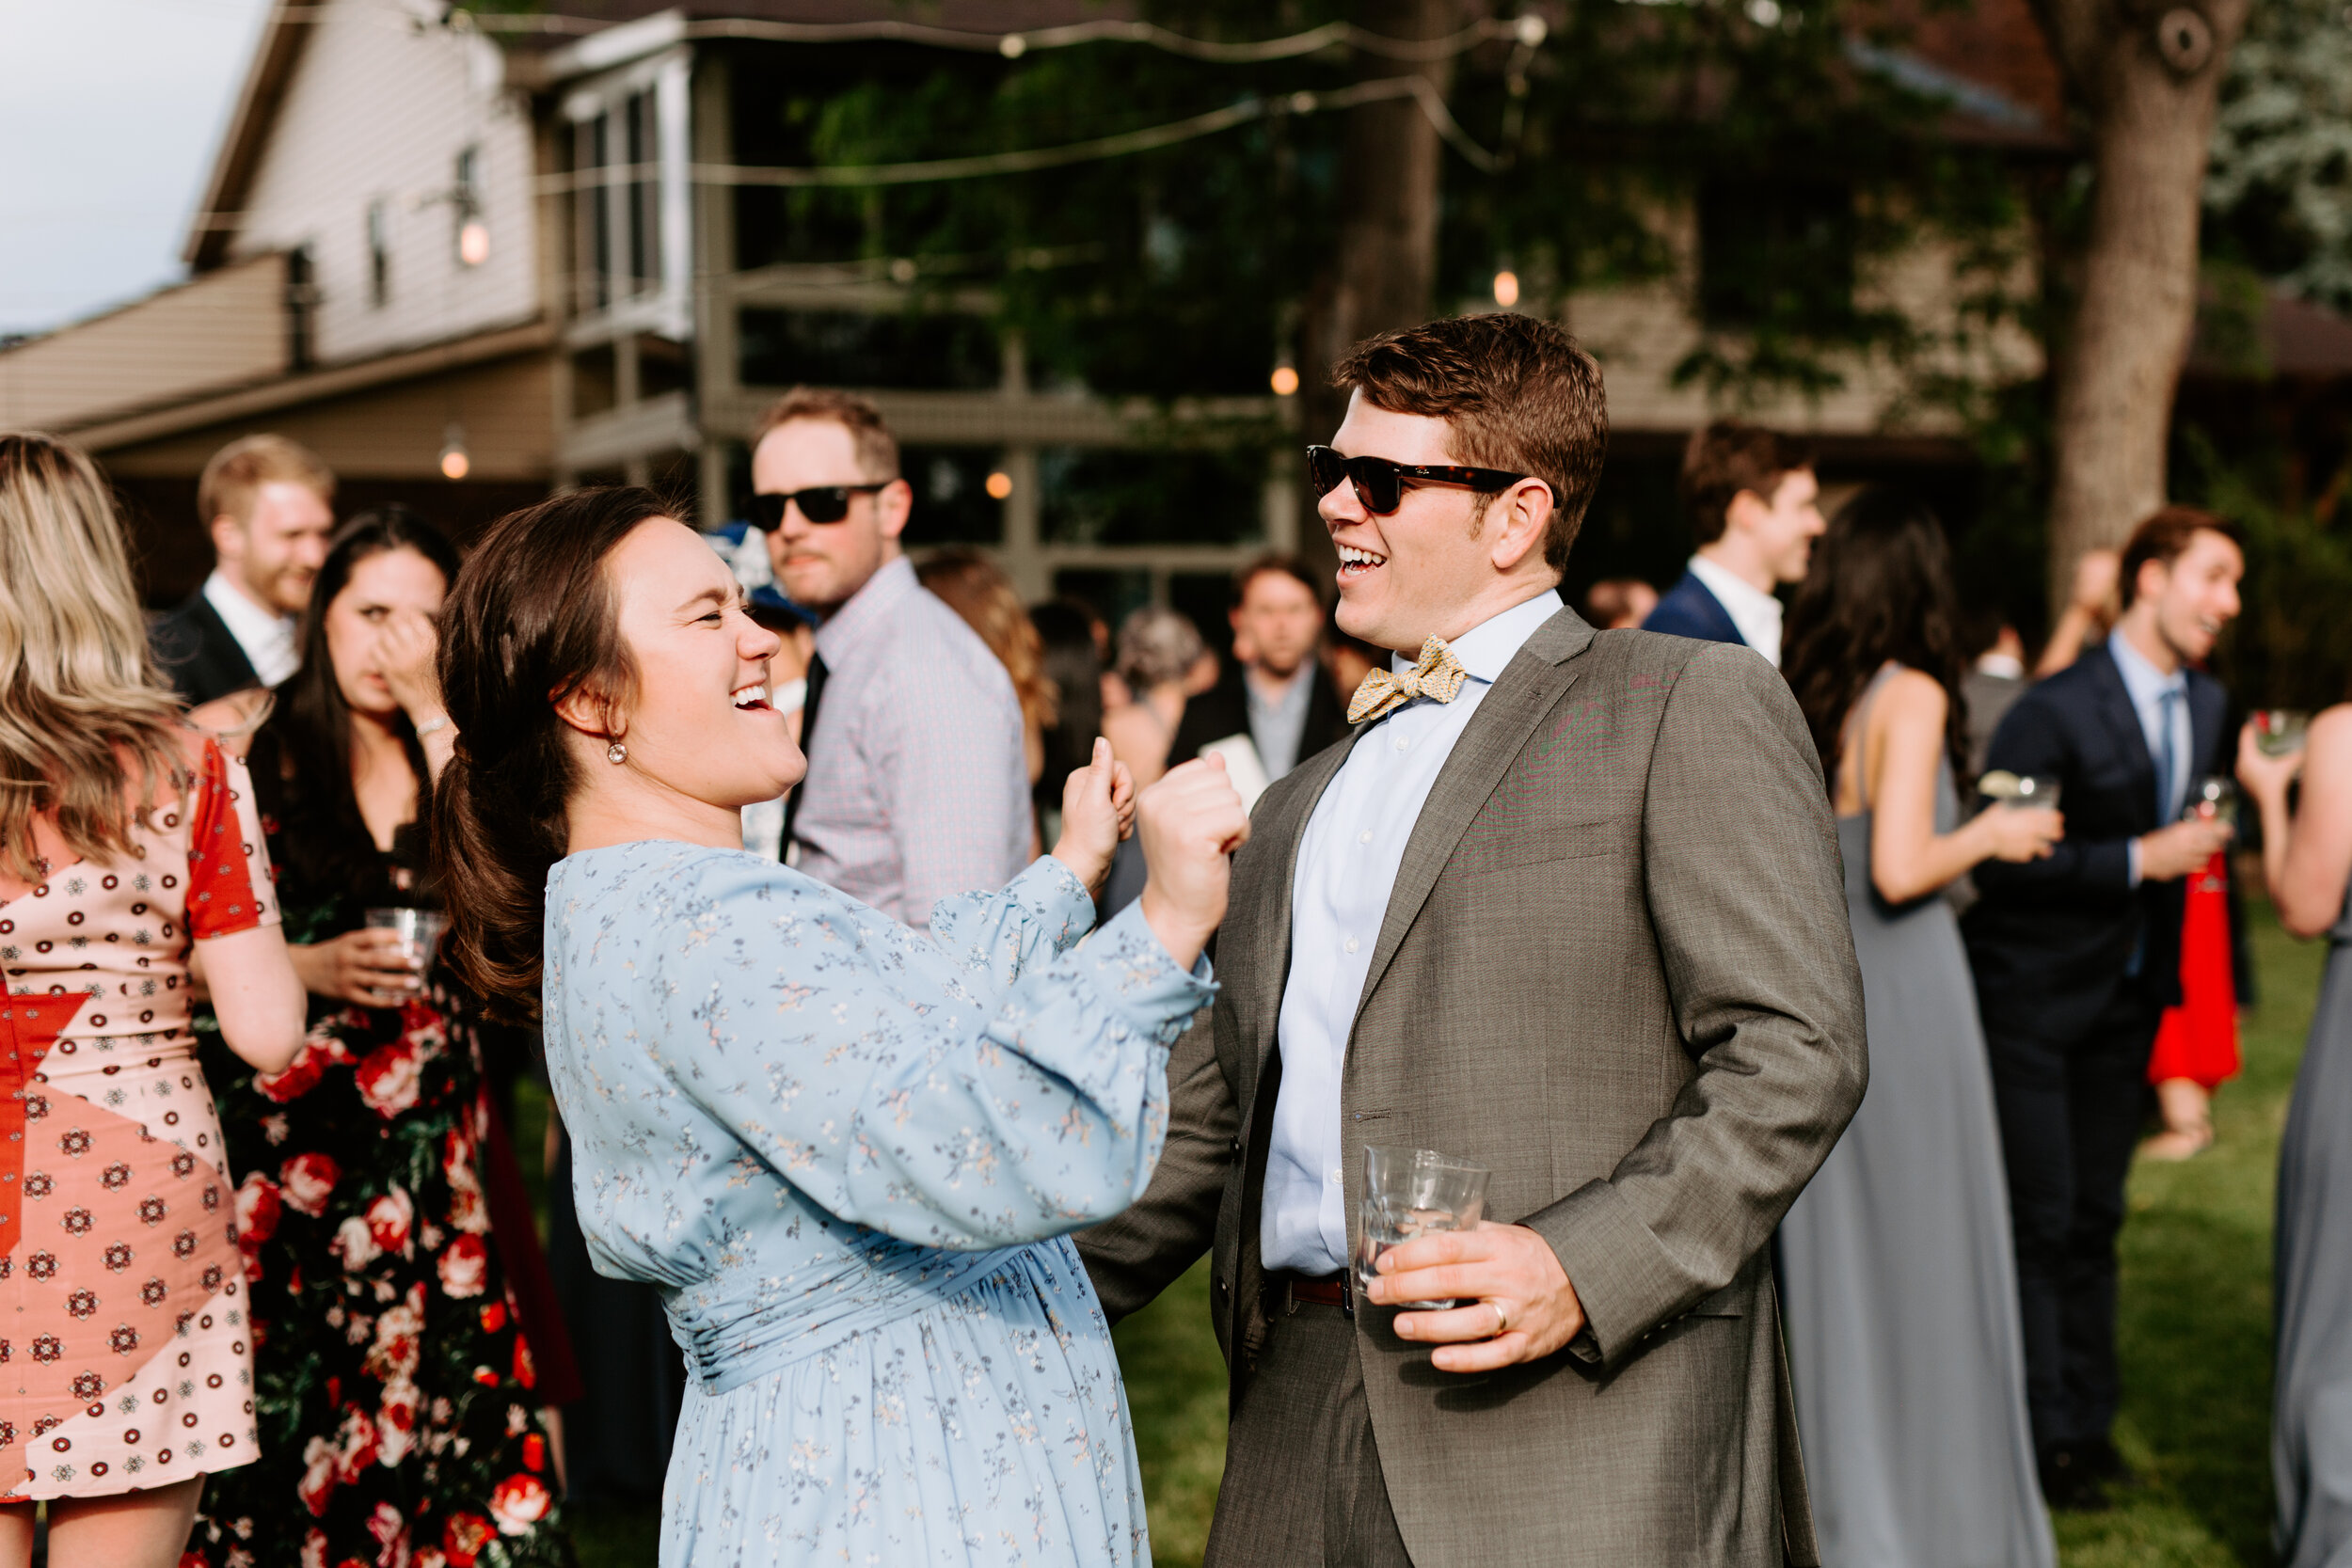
1492, 1300, 1511, 1335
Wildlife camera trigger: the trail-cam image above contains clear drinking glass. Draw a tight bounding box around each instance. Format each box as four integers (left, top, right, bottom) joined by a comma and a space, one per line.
2255, 709, 2312, 757
2005, 774, 2062, 811
1355, 1146, 1490, 1310
1981, 770, 2062, 811
2184, 776, 2239, 830
365, 907, 449, 976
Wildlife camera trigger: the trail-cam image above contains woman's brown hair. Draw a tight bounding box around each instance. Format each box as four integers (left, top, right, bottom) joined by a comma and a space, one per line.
1782, 487, 1972, 794
431, 486, 668, 1017
0, 433, 189, 881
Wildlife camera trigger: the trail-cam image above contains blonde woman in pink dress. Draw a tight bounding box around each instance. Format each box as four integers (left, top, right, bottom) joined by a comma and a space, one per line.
0, 435, 304, 1568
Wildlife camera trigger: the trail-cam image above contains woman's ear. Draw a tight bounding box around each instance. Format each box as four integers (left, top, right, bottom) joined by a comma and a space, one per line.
551, 683, 618, 743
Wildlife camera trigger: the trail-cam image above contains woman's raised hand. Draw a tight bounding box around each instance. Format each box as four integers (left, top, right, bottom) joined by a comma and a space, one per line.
1050, 736, 1137, 896
377, 607, 444, 723
1136, 753, 1251, 970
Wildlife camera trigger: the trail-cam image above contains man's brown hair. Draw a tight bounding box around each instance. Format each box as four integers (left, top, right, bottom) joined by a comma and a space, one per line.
2118, 505, 2248, 608
1678, 420, 1815, 546
198, 434, 335, 531
1330, 313, 1609, 574
752, 388, 899, 481
1232, 551, 1323, 607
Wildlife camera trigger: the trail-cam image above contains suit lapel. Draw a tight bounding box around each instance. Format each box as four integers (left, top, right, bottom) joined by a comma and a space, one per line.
2085, 644, 2157, 824
1243, 729, 1361, 1078
2188, 671, 2228, 779
1350, 611, 1594, 1031
1691, 576, 1743, 646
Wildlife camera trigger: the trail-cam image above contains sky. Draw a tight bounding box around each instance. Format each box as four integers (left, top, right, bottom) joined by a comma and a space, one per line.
0, 0, 276, 337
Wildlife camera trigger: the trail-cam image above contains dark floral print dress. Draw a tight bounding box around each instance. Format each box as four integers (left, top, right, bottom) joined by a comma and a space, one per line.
185, 724, 574, 1568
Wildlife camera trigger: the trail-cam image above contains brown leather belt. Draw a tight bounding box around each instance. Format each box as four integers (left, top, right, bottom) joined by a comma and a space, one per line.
1274, 1272, 1353, 1315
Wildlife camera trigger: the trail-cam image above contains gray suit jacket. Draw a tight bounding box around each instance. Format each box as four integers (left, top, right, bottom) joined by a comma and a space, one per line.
1077, 610, 1867, 1567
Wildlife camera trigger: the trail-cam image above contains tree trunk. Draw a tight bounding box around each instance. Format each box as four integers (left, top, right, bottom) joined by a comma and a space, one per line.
2034, 0, 2249, 593
1296, 0, 1457, 581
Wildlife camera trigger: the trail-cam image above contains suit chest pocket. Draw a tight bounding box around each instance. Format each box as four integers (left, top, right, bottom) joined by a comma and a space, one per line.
1442, 821, 1621, 881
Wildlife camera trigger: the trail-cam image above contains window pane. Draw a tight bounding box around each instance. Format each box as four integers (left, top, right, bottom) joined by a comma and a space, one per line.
1696, 177, 1856, 328
899, 448, 1003, 546
628, 92, 660, 291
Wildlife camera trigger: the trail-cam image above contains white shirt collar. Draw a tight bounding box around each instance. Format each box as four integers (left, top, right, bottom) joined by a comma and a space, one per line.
1391, 588, 1564, 685
1686, 553, 1785, 666
202, 569, 299, 689
2107, 626, 2186, 701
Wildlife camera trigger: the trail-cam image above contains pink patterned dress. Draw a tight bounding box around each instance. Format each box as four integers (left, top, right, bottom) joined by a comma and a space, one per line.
0, 734, 275, 1497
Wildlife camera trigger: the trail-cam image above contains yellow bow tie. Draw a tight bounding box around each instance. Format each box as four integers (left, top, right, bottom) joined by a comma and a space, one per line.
1348, 637, 1469, 724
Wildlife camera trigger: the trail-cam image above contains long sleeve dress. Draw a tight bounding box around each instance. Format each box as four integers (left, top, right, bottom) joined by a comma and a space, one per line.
539, 842, 1214, 1567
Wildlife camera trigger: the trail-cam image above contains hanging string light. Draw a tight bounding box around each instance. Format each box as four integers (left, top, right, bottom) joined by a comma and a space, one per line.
438, 422, 471, 481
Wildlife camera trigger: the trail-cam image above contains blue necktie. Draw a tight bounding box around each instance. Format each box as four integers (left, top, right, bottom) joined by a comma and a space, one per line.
2155, 686, 2183, 824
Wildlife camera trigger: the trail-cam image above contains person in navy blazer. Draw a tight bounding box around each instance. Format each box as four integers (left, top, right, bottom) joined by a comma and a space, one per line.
1643, 420, 1824, 665
1963, 507, 2245, 1509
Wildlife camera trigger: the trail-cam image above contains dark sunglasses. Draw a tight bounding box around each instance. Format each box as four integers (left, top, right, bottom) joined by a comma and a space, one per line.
749, 484, 885, 529
1306, 445, 1542, 516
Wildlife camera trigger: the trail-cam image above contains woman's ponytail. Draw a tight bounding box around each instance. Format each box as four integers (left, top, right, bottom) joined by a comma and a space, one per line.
431, 487, 664, 1020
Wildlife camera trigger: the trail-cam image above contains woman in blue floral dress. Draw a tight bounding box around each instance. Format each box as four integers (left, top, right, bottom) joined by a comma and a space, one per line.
430, 488, 1247, 1567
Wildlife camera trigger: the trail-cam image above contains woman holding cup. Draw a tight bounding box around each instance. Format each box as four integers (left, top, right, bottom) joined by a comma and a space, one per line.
430, 488, 1248, 1567
2239, 702, 2352, 1568
1775, 491, 2061, 1568
184, 511, 577, 1568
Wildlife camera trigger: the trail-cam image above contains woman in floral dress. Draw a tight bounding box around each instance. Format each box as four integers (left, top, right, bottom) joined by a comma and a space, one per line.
183, 511, 575, 1568
0, 434, 305, 1568
434, 491, 1247, 1566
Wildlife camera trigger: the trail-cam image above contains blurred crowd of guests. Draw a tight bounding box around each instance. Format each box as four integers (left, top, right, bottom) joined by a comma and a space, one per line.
2, 374, 2347, 1568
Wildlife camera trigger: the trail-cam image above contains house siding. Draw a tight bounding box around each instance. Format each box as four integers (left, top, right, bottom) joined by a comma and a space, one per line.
228, 0, 542, 367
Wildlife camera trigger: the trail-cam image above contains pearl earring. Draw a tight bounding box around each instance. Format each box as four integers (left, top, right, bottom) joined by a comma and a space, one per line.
606, 741, 627, 765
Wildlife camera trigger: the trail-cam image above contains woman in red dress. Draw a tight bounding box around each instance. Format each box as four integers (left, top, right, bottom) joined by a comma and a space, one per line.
0, 435, 304, 1568
2142, 843, 2240, 1159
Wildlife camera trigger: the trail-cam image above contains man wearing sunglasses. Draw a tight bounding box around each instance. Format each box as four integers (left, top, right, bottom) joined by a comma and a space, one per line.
748, 388, 1031, 929
1077, 313, 1865, 1567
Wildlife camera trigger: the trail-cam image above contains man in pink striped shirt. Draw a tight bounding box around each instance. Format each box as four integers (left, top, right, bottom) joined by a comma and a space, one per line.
753, 388, 1031, 929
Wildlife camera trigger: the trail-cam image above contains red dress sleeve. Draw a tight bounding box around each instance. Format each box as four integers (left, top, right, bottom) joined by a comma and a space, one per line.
185, 737, 280, 940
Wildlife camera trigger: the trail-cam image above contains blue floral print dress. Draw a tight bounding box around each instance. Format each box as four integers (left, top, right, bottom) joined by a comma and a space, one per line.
540, 843, 1213, 1567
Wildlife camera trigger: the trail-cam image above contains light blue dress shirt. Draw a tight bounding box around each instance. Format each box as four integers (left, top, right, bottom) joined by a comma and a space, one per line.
1259, 589, 1565, 1275
2106, 632, 2192, 888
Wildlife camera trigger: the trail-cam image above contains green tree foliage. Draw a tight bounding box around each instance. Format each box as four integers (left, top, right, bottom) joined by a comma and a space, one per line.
2204, 0, 2352, 312
702, 0, 2035, 409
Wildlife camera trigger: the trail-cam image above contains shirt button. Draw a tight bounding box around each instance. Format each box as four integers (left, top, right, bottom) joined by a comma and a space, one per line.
1393, 736, 1409, 751
1344, 937, 1359, 955
1359, 830, 1374, 845
1328, 1168, 1343, 1183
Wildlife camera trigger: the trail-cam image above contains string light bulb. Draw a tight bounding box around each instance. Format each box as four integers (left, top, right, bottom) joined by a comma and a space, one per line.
985, 470, 1014, 499
438, 422, 471, 482
458, 219, 489, 267
1269, 363, 1300, 397
1492, 270, 1520, 309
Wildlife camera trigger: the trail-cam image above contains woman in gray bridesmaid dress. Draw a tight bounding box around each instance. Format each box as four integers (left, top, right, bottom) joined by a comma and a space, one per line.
1779, 491, 2061, 1567
2239, 704, 2352, 1568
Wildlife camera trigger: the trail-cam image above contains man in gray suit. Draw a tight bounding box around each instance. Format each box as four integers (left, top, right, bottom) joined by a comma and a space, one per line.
1076, 314, 1867, 1567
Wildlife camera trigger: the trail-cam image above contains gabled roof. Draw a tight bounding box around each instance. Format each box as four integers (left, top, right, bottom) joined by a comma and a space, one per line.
183, 3, 319, 272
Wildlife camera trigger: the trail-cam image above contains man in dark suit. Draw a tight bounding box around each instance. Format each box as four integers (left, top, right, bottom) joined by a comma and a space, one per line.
149, 434, 336, 704
1168, 554, 1350, 795
1078, 314, 1867, 1566
1964, 506, 2245, 1509
1643, 420, 1823, 667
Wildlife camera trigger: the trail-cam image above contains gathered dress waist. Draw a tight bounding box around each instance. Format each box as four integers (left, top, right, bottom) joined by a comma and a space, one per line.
661, 1235, 1041, 1395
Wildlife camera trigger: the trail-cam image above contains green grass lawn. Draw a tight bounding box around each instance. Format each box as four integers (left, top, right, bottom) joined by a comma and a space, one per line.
560, 899, 2325, 1567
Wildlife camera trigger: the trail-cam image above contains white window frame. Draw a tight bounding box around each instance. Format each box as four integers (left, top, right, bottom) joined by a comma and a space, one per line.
562, 47, 692, 344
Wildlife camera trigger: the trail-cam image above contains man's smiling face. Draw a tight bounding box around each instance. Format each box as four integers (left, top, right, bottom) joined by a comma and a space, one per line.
1323, 394, 1516, 655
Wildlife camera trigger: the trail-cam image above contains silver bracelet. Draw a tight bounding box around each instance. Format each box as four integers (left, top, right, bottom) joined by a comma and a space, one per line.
412, 715, 451, 738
